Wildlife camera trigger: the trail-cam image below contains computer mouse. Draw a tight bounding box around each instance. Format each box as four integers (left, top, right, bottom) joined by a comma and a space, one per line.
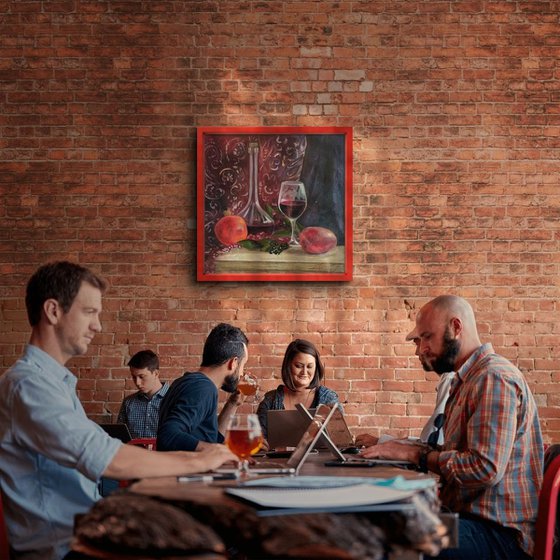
341, 446, 361, 455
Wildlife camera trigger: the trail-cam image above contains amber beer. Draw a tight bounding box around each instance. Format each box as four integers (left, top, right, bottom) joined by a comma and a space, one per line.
238, 381, 257, 397
226, 428, 263, 459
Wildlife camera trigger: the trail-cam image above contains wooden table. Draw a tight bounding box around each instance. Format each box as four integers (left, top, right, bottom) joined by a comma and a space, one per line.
71, 453, 449, 560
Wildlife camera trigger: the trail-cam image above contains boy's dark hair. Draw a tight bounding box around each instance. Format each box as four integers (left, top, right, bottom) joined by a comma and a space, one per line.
201, 323, 248, 367
128, 350, 159, 372
26, 261, 107, 326
281, 339, 325, 391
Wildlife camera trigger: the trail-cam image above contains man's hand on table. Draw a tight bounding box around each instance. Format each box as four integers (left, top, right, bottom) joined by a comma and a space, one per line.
359, 440, 424, 464
196, 443, 237, 470
355, 433, 379, 447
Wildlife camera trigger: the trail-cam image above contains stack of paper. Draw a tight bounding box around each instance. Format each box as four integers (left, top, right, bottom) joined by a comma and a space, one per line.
226, 483, 416, 511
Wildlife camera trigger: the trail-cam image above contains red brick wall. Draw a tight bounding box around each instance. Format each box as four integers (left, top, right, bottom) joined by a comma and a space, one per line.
1, 1, 559, 441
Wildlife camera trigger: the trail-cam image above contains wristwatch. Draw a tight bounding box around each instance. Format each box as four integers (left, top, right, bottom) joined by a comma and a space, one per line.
418, 449, 431, 473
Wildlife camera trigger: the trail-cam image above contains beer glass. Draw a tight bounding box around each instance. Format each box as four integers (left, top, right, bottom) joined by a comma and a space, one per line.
226, 414, 263, 477
237, 372, 260, 403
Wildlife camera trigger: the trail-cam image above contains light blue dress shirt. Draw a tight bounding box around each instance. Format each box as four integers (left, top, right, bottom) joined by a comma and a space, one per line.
0, 345, 122, 559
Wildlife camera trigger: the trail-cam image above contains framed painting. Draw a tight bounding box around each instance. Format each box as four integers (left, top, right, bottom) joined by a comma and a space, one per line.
197, 126, 353, 282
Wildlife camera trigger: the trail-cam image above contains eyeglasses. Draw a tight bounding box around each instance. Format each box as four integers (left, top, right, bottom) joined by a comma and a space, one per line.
427, 413, 445, 449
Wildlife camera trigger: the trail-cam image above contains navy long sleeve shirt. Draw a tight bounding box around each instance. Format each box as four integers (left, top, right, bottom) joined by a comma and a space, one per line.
157, 372, 224, 452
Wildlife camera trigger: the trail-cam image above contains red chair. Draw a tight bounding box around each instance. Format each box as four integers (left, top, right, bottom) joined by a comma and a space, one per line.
128, 437, 157, 451
118, 438, 157, 488
0, 489, 10, 560
534, 453, 560, 560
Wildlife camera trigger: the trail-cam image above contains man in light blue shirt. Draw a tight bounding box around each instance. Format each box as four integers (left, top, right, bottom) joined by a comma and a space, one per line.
0, 345, 121, 559
0, 261, 235, 560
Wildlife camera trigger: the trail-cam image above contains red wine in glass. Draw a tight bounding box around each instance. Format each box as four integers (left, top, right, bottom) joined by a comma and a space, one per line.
278, 181, 307, 246
279, 200, 307, 219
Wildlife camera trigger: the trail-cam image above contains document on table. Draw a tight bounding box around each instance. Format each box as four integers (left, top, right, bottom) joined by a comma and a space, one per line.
226, 483, 416, 510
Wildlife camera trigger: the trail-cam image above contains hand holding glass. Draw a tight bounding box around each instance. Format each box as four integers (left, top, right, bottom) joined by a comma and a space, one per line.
226, 414, 263, 477
237, 372, 260, 403
278, 180, 307, 246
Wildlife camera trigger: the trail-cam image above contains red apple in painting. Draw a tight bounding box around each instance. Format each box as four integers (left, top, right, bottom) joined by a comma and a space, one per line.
214, 215, 248, 246
299, 227, 337, 254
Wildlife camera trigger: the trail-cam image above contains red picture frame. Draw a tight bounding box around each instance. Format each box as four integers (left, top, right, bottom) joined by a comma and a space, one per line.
197, 126, 353, 282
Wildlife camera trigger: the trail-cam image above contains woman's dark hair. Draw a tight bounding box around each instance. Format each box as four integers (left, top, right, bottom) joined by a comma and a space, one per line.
201, 323, 249, 367
25, 261, 107, 326
128, 350, 159, 372
281, 339, 325, 391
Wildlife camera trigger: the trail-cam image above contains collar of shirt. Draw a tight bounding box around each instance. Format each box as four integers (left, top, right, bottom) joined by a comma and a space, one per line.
25, 344, 77, 389
456, 342, 493, 382
138, 380, 170, 401
446, 343, 493, 400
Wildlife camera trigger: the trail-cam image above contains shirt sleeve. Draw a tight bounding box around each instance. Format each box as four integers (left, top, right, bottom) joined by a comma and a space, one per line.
256, 389, 277, 439
116, 398, 127, 425
439, 370, 520, 488
316, 386, 340, 406
11, 373, 121, 482
157, 378, 217, 452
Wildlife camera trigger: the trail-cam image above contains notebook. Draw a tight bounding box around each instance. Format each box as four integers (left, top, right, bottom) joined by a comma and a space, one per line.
226, 483, 416, 514
99, 423, 132, 443
217, 403, 339, 476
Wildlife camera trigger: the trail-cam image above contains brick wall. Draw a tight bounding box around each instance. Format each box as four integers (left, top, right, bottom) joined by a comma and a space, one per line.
1, 1, 559, 441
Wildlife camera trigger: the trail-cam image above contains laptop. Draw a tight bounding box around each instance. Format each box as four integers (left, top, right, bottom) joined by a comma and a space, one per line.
217, 403, 339, 476
267, 408, 316, 449
296, 405, 416, 470
100, 423, 132, 443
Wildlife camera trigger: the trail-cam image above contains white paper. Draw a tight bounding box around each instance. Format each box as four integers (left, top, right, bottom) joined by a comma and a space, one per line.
226, 483, 415, 509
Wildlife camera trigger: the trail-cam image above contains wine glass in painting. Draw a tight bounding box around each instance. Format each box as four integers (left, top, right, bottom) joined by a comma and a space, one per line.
278, 180, 307, 246
226, 414, 263, 478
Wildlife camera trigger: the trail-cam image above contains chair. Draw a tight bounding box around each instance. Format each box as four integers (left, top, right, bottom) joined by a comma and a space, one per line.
0, 488, 10, 560
534, 453, 560, 560
128, 437, 156, 451
117, 438, 157, 489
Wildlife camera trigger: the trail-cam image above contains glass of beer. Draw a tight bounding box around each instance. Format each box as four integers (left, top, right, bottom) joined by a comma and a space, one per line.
226, 414, 263, 477
237, 372, 260, 403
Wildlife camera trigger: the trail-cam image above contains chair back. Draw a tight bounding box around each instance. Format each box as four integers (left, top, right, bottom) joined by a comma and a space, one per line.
128, 437, 156, 451
0, 488, 9, 560
534, 453, 560, 560
118, 438, 157, 489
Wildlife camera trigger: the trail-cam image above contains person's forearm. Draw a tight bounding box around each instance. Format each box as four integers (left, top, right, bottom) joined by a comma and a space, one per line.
104, 445, 212, 480
418, 448, 442, 475
217, 395, 241, 434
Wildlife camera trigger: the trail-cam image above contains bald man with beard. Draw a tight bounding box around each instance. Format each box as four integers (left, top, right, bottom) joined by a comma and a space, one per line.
361, 295, 543, 560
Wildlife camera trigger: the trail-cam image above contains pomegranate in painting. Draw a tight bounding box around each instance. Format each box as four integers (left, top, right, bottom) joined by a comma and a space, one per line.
214, 215, 248, 246
299, 227, 337, 254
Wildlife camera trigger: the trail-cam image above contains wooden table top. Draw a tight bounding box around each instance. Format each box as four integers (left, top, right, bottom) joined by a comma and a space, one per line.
73, 453, 447, 560
129, 451, 433, 501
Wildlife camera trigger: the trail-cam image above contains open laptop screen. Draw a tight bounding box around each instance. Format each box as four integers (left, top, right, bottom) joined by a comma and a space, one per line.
99, 423, 132, 443
286, 403, 338, 474
267, 408, 316, 449
215, 404, 338, 477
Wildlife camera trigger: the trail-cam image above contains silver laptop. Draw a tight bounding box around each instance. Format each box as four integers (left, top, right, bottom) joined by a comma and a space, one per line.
217, 403, 339, 476
296, 404, 415, 469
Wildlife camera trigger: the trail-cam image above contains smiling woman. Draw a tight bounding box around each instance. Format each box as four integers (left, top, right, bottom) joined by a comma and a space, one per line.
256, 339, 339, 441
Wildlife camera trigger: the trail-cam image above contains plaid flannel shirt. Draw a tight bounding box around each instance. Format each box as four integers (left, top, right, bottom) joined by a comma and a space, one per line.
437, 343, 543, 556
117, 381, 170, 439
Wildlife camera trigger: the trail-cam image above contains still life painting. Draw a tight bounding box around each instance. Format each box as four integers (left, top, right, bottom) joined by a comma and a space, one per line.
197, 126, 353, 282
